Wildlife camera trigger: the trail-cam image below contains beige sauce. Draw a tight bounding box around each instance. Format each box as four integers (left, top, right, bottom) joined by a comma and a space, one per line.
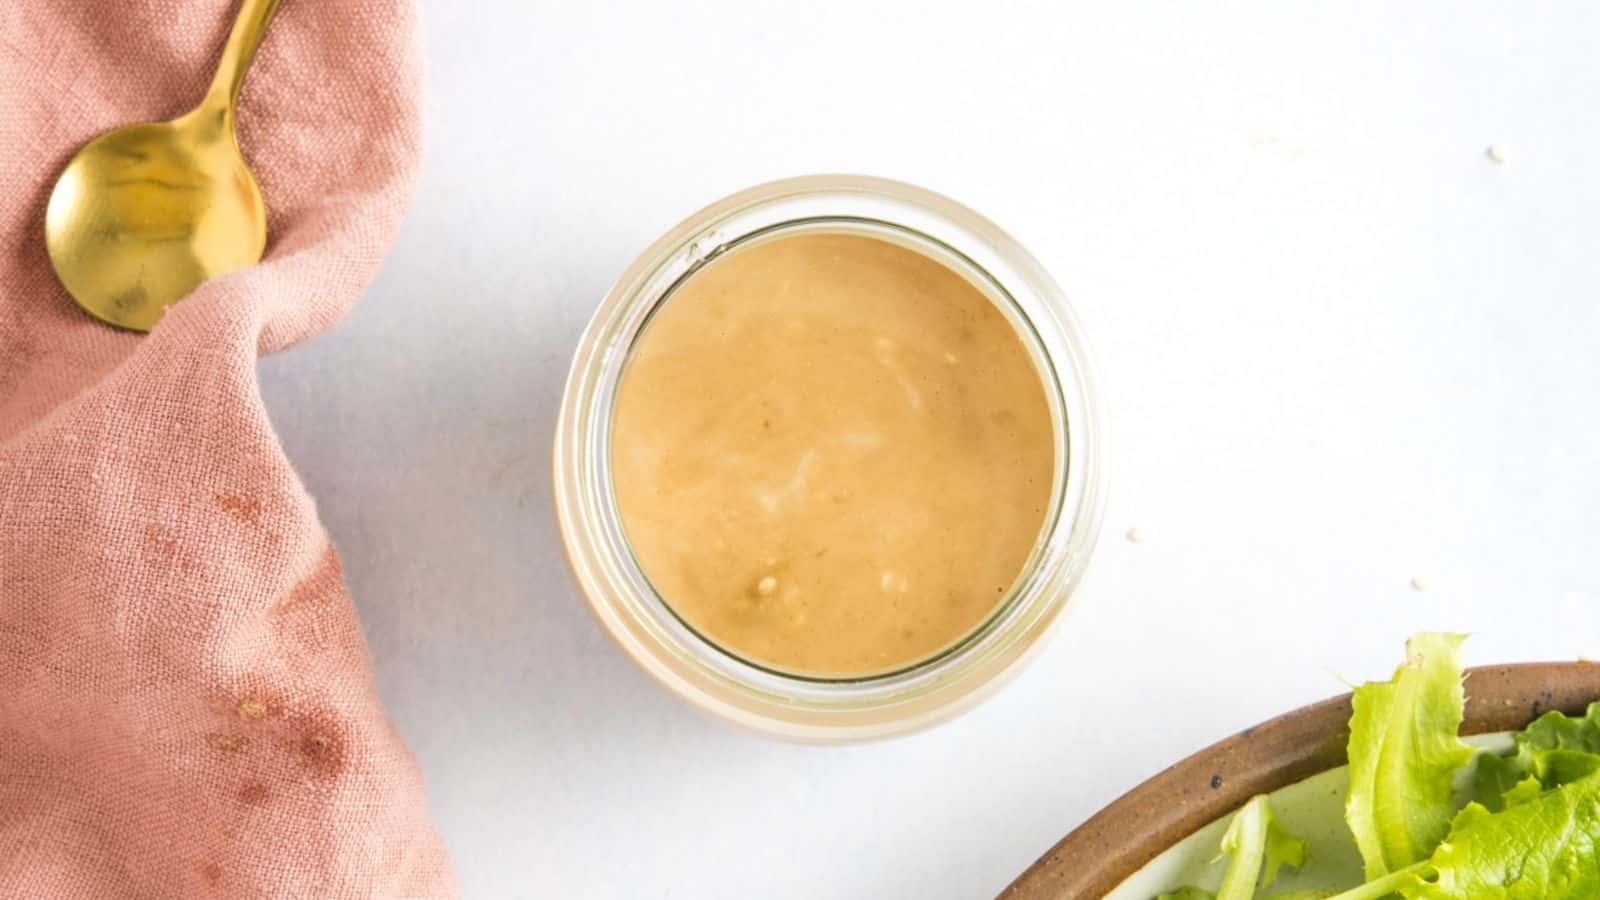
611, 232, 1054, 676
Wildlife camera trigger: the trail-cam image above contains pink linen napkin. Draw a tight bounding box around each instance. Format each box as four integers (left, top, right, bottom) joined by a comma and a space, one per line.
0, 1, 456, 896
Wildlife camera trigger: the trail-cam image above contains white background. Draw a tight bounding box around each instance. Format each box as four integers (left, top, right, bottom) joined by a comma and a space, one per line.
259, 2, 1600, 897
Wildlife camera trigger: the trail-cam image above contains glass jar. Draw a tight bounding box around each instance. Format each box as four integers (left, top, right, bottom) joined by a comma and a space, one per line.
554, 175, 1105, 741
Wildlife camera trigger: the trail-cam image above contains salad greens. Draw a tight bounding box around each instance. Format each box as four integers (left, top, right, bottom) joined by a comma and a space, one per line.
1344, 633, 1476, 880
1154, 634, 1600, 900
1405, 773, 1600, 898
1153, 796, 1320, 900
1218, 796, 1308, 900
1473, 700, 1600, 811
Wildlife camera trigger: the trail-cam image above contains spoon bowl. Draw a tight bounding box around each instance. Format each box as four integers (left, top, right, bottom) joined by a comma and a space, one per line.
45, 0, 281, 332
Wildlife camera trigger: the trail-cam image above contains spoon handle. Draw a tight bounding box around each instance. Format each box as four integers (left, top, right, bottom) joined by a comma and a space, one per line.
204, 0, 284, 113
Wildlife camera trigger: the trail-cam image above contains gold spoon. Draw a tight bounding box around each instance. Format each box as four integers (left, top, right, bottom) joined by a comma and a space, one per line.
45, 0, 283, 332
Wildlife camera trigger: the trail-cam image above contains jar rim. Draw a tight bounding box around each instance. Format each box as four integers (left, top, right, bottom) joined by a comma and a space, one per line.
554, 175, 1107, 740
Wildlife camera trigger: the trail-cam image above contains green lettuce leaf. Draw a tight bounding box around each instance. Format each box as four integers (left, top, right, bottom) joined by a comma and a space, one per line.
1154, 796, 1308, 900
1500, 773, 1546, 809
1164, 883, 1337, 890
1470, 701, 1600, 811
1470, 751, 1531, 811
1343, 633, 1476, 880
1158, 883, 1331, 890
1216, 796, 1308, 899
1517, 702, 1600, 795
1325, 771, 1600, 899
1404, 770, 1600, 898
1522, 700, 1600, 753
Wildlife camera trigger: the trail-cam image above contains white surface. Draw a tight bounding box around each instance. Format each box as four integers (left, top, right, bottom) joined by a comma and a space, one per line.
258, 2, 1600, 897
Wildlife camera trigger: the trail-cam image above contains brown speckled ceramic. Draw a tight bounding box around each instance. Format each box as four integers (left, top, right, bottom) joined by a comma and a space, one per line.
1001, 662, 1600, 900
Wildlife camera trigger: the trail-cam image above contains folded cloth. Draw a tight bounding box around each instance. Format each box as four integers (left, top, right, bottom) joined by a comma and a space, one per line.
0, 1, 455, 896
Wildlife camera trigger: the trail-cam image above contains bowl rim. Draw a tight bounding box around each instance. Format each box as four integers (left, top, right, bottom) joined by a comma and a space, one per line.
1000, 660, 1600, 900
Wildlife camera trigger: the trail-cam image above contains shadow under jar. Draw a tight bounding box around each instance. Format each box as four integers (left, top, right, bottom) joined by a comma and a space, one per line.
554, 176, 1105, 741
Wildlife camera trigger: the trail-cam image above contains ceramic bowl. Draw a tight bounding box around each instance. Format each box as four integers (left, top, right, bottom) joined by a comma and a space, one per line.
1001, 662, 1600, 899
